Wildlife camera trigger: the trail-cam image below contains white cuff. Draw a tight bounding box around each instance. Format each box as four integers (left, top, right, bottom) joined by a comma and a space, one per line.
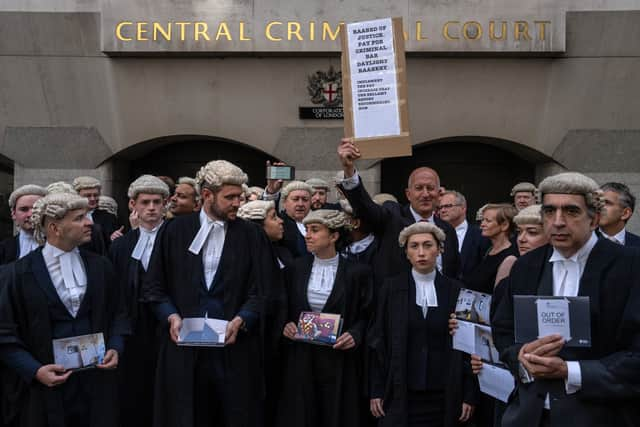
262, 188, 280, 201
564, 361, 582, 394
340, 170, 360, 191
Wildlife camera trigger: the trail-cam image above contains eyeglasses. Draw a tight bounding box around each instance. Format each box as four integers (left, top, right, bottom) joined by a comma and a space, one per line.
439, 203, 461, 210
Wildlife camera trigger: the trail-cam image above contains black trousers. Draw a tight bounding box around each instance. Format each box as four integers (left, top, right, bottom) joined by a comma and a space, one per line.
406, 390, 445, 427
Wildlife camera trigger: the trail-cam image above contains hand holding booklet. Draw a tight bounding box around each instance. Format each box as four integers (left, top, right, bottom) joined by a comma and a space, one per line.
178, 317, 228, 347
53, 333, 105, 371
294, 312, 343, 346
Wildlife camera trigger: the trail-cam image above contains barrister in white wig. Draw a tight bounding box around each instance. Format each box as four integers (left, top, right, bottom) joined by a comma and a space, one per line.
0, 184, 47, 264
108, 175, 169, 427
0, 192, 130, 427
72, 176, 119, 245
510, 182, 538, 211
368, 222, 477, 427
46, 181, 108, 256
142, 160, 271, 427
493, 172, 640, 427
306, 178, 341, 211
278, 209, 373, 427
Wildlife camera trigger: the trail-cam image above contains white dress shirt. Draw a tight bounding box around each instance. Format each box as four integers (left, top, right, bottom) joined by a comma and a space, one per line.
455, 220, 469, 253
599, 227, 626, 245
86, 210, 94, 222
189, 210, 226, 289
131, 221, 163, 271
18, 229, 39, 259
307, 255, 339, 312
411, 269, 438, 318
42, 242, 87, 317
296, 221, 306, 237
544, 231, 598, 403
347, 233, 375, 255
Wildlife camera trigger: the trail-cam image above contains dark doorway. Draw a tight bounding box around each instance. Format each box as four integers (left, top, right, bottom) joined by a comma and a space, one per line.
381, 138, 541, 221
110, 135, 277, 220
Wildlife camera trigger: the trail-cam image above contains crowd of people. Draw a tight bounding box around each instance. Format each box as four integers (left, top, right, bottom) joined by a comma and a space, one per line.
0, 137, 638, 427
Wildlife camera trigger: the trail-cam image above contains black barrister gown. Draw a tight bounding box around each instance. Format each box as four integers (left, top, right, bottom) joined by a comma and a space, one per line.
277, 255, 373, 427
142, 213, 270, 427
368, 270, 478, 427
109, 225, 166, 427
0, 248, 130, 427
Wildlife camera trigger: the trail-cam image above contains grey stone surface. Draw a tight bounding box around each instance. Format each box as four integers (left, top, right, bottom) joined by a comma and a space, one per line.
14, 162, 116, 196
3, 127, 113, 168
553, 130, 640, 172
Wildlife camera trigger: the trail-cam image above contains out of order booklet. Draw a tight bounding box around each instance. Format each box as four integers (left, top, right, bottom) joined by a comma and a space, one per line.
294, 312, 343, 346
178, 317, 228, 347
53, 332, 105, 371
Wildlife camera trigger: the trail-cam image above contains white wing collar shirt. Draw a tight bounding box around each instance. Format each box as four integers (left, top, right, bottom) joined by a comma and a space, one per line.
189, 209, 226, 289
544, 231, 598, 402
18, 229, 39, 259
42, 242, 87, 317
307, 255, 340, 312
411, 269, 438, 318
131, 221, 164, 271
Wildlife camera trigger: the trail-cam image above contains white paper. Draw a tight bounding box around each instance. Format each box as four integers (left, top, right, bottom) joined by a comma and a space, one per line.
178, 317, 228, 347
536, 298, 571, 341
53, 333, 105, 370
452, 320, 476, 355
478, 364, 516, 403
453, 321, 500, 364
347, 18, 401, 138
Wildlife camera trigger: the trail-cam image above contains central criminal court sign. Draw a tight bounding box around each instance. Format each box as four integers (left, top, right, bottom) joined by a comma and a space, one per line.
101, 0, 564, 55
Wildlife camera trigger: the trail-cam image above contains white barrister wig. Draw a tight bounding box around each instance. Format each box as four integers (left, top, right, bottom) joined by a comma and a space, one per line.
538, 172, 604, 214
127, 175, 170, 199
281, 181, 313, 199
398, 222, 446, 248
195, 160, 248, 193
513, 204, 543, 226
237, 200, 275, 221
177, 177, 200, 202
302, 209, 347, 230
247, 186, 264, 198
339, 198, 354, 216
72, 176, 101, 191
510, 182, 538, 196
98, 196, 118, 216
373, 193, 399, 205
46, 181, 78, 195
31, 193, 89, 244
306, 178, 330, 190
8, 185, 47, 208
475, 204, 489, 221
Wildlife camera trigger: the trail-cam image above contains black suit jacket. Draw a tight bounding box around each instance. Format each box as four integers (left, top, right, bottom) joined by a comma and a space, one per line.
625, 230, 640, 247
92, 209, 118, 247
459, 223, 490, 281
279, 212, 309, 258
492, 239, 640, 427
338, 178, 460, 282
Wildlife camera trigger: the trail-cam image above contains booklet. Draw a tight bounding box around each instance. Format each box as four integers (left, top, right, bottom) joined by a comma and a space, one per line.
455, 288, 492, 326
452, 320, 501, 364
478, 363, 516, 403
294, 312, 343, 346
53, 333, 105, 371
514, 296, 591, 347
178, 317, 228, 347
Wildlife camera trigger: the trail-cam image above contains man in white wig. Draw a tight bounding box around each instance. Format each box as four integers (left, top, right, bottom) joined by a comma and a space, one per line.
0, 184, 47, 264
493, 172, 640, 427
143, 160, 270, 427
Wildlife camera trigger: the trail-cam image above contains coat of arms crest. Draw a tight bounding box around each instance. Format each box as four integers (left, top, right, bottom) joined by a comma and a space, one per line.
307, 66, 342, 107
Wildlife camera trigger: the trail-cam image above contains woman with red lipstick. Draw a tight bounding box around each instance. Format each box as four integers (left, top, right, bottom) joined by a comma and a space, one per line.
369, 222, 476, 427
278, 209, 373, 427
463, 204, 518, 295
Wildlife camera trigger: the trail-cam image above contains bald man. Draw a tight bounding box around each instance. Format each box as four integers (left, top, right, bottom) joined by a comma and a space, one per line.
337, 138, 460, 284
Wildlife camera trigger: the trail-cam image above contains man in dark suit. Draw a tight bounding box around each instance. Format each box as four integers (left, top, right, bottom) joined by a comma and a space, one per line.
336, 138, 460, 281
598, 182, 640, 247
493, 172, 640, 427
439, 190, 490, 280
0, 184, 48, 265
143, 160, 269, 427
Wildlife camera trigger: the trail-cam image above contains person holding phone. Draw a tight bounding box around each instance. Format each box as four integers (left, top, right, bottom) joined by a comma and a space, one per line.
0, 192, 130, 427
279, 209, 373, 427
